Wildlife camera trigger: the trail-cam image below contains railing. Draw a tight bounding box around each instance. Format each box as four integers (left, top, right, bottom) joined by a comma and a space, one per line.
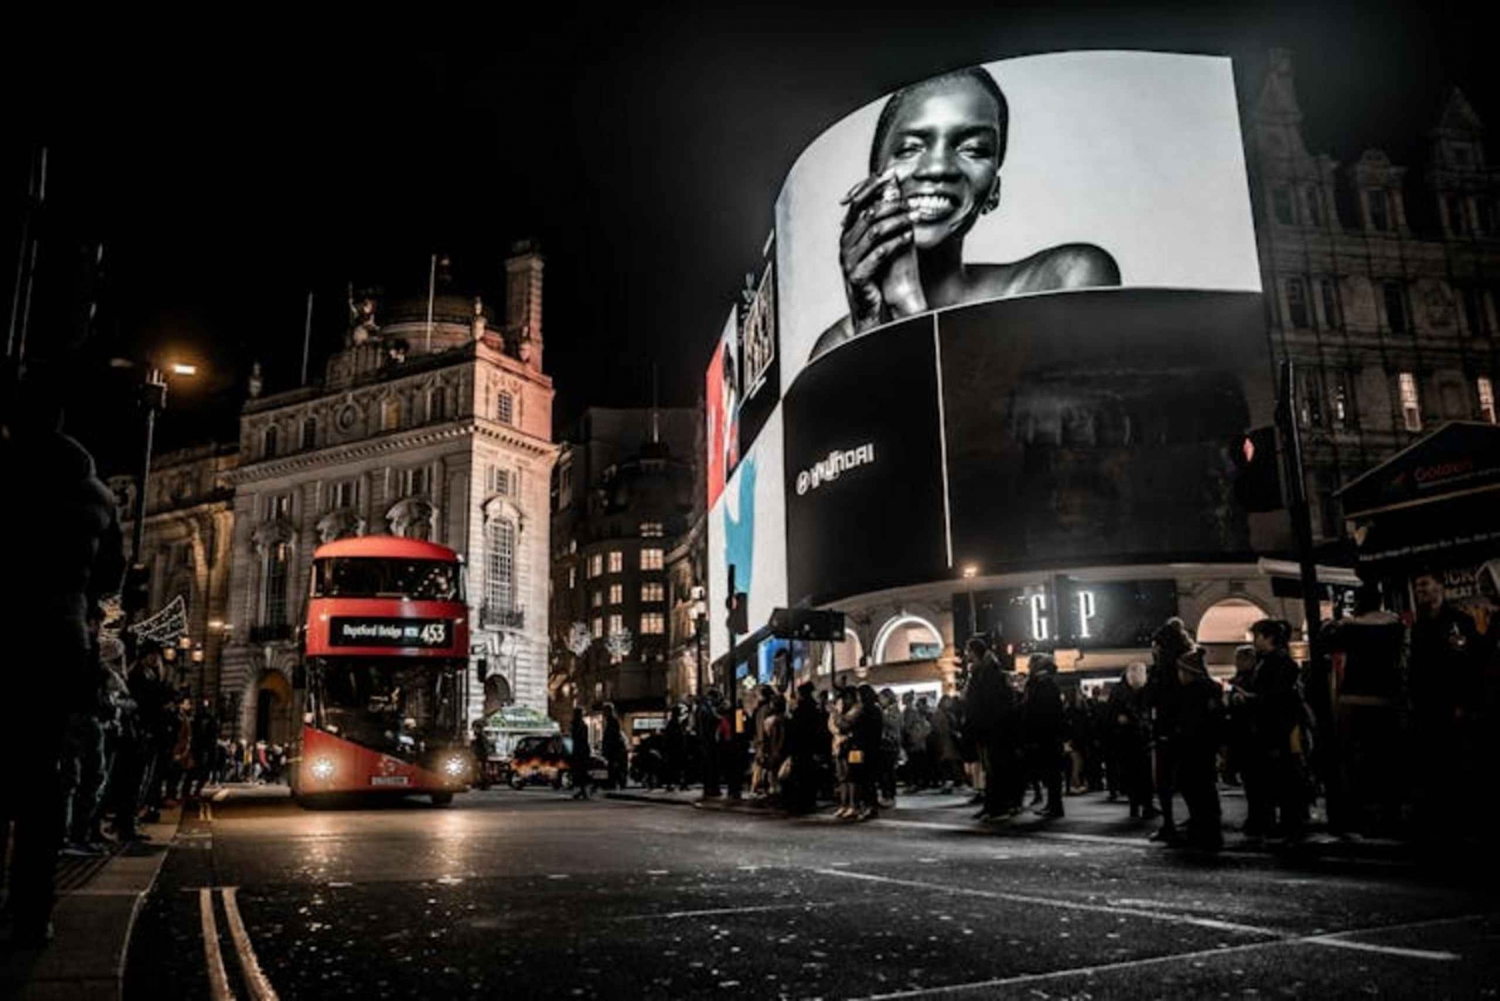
480, 606, 526, 630
248, 623, 292, 643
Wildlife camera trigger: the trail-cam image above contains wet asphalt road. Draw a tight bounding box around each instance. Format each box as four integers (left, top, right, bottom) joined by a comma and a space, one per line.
124, 787, 1499, 999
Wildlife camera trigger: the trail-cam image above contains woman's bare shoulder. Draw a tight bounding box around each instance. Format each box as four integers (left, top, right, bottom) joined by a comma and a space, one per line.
968, 244, 1121, 298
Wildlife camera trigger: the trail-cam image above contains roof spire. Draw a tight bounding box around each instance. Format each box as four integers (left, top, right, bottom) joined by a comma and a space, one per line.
651, 362, 660, 444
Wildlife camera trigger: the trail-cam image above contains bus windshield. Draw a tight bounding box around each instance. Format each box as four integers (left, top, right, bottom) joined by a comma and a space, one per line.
311, 660, 463, 758
312, 557, 464, 601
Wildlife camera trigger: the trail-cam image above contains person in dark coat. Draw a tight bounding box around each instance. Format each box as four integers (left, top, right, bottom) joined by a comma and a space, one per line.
1107, 662, 1156, 819
1146, 617, 1196, 842
1233, 619, 1307, 839
601, 703, 627, 790
188, 699, 219, 799
662, 706, 686, 791
0, 363, 125, 946
569, 708, 592, 800
1023, 655, 1066, 818
1408, 570, 1483, 835
963, 637, 1019, 820
783, 683, 823, 814
1161, 648, 1225, 850
696, 692, 722, 798
849, 685, 884, 820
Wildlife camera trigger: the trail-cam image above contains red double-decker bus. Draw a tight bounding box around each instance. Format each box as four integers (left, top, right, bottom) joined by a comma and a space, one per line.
291, 536, 475, 806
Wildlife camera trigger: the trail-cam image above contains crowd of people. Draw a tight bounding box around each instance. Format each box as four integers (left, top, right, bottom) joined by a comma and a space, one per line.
617, 578, 1493, 848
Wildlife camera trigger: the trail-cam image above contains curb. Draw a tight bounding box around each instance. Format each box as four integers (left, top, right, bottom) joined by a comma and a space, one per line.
4, 805, 183, 1001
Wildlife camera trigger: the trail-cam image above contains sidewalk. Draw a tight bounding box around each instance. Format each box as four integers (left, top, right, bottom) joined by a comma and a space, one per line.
605, 785, 1420, 864
2, 804, 182, 1001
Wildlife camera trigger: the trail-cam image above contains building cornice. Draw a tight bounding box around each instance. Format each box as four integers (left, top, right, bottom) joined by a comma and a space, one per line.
226, 419, 557, 485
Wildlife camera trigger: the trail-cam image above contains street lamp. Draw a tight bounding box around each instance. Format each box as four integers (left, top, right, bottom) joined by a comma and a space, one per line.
961, 564, 979, 645
118, 360, 197, 619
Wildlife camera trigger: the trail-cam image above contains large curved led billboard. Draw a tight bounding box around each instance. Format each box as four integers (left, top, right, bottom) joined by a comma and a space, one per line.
709, 50, 1273, 656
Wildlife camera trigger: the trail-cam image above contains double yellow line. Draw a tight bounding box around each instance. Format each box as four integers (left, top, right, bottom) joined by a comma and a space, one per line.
198, 886, 278, 1001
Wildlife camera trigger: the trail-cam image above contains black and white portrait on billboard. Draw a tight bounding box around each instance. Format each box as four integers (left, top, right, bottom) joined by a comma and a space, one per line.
811, 66, 1119, 361
775, 51, 1263, 390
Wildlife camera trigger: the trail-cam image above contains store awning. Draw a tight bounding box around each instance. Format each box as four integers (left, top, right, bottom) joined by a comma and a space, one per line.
1338, 421, 1500, 519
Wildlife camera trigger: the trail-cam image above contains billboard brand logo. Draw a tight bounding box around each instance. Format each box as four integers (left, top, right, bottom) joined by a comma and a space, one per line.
796, 443, 876, 496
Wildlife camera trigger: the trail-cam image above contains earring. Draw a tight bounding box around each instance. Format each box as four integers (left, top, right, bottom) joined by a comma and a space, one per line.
983, 194, 999, 213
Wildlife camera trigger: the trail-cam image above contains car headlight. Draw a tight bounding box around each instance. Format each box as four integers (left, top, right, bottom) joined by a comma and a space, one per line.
310, 757, 335, 780
443, 756, 467, 777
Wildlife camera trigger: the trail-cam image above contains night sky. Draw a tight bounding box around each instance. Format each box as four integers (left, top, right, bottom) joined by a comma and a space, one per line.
5, 2, 1492, 474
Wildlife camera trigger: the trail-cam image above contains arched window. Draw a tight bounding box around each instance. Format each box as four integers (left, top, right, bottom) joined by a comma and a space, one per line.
486, 518, 516, 614
263, 425, 278, 458
496, 391, 515, 425
873, 615, 943, 665
1195, 598, 1267, 644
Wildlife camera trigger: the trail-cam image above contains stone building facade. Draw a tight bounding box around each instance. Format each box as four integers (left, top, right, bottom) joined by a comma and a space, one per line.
110, 443, 238, 702
548, 407, 698, 727
1249, 49, 1500, 544
219, 248, 556, 743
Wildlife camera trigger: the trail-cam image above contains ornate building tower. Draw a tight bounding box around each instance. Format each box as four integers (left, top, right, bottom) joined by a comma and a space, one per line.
219, 245, 556, 742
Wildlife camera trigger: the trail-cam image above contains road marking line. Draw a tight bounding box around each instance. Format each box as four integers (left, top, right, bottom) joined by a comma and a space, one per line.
645, 870, 669, 876
1300, 936, 1460, 961
615, 902, 837, 921
811, 868, 1281, 938
842, 912, 1481, 998
221, 887, 279, 1001
199, 888, 235, 1001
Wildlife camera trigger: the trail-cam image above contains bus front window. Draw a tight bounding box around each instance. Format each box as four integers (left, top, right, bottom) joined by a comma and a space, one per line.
314, 661, 460, 759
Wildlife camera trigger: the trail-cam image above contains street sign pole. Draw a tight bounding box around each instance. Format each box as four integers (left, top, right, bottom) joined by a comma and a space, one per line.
1277, 359, 1323, 651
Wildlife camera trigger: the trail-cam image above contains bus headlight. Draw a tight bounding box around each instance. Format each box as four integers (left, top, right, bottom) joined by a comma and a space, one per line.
443, 756, 467, 778
310, 757, 335, 780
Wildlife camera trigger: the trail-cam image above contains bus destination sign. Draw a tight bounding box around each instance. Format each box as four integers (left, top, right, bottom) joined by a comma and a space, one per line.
329, 617, 452, 648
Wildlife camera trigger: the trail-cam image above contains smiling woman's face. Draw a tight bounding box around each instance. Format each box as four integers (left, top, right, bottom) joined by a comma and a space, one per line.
876, 76, 1002, 251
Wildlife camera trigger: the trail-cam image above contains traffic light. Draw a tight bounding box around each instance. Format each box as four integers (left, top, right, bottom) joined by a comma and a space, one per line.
1229, 425, 1283, 512
726, 591, 749, 635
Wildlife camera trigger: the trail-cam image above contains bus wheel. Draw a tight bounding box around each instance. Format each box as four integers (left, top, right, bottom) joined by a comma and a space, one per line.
509, 774, 525, 791
430, 792, 454, 806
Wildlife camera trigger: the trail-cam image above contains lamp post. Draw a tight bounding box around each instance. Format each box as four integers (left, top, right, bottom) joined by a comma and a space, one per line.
116, 360, 196, 627
961, 564, 979, 645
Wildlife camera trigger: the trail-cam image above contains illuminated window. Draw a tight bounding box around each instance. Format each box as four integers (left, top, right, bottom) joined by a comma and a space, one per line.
609, 614, 624, 635
1272, 186, 1296, 225
641, 582, 665, 603
300, 417, 317, 451
639, 522, 664, 538
641, 612, 665, 635
1368, 189, 1390, 231
567, 567, 576, 589
1383, 282, 1408, 334
591, 616, 603, 639
1399, 372, 1422, 432
608, 551, 623, 574
608, 583, 623, 605
640, 548, 664, 571
380, 397, 401, 431
1479, 377, 1497, 424
262, 542, 289, 626
588, 553, 603, 578
496, 391, 515, 425
485, 518, 516, 614
1319, 278, 1342, 329
1286, 277, 1310, 328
